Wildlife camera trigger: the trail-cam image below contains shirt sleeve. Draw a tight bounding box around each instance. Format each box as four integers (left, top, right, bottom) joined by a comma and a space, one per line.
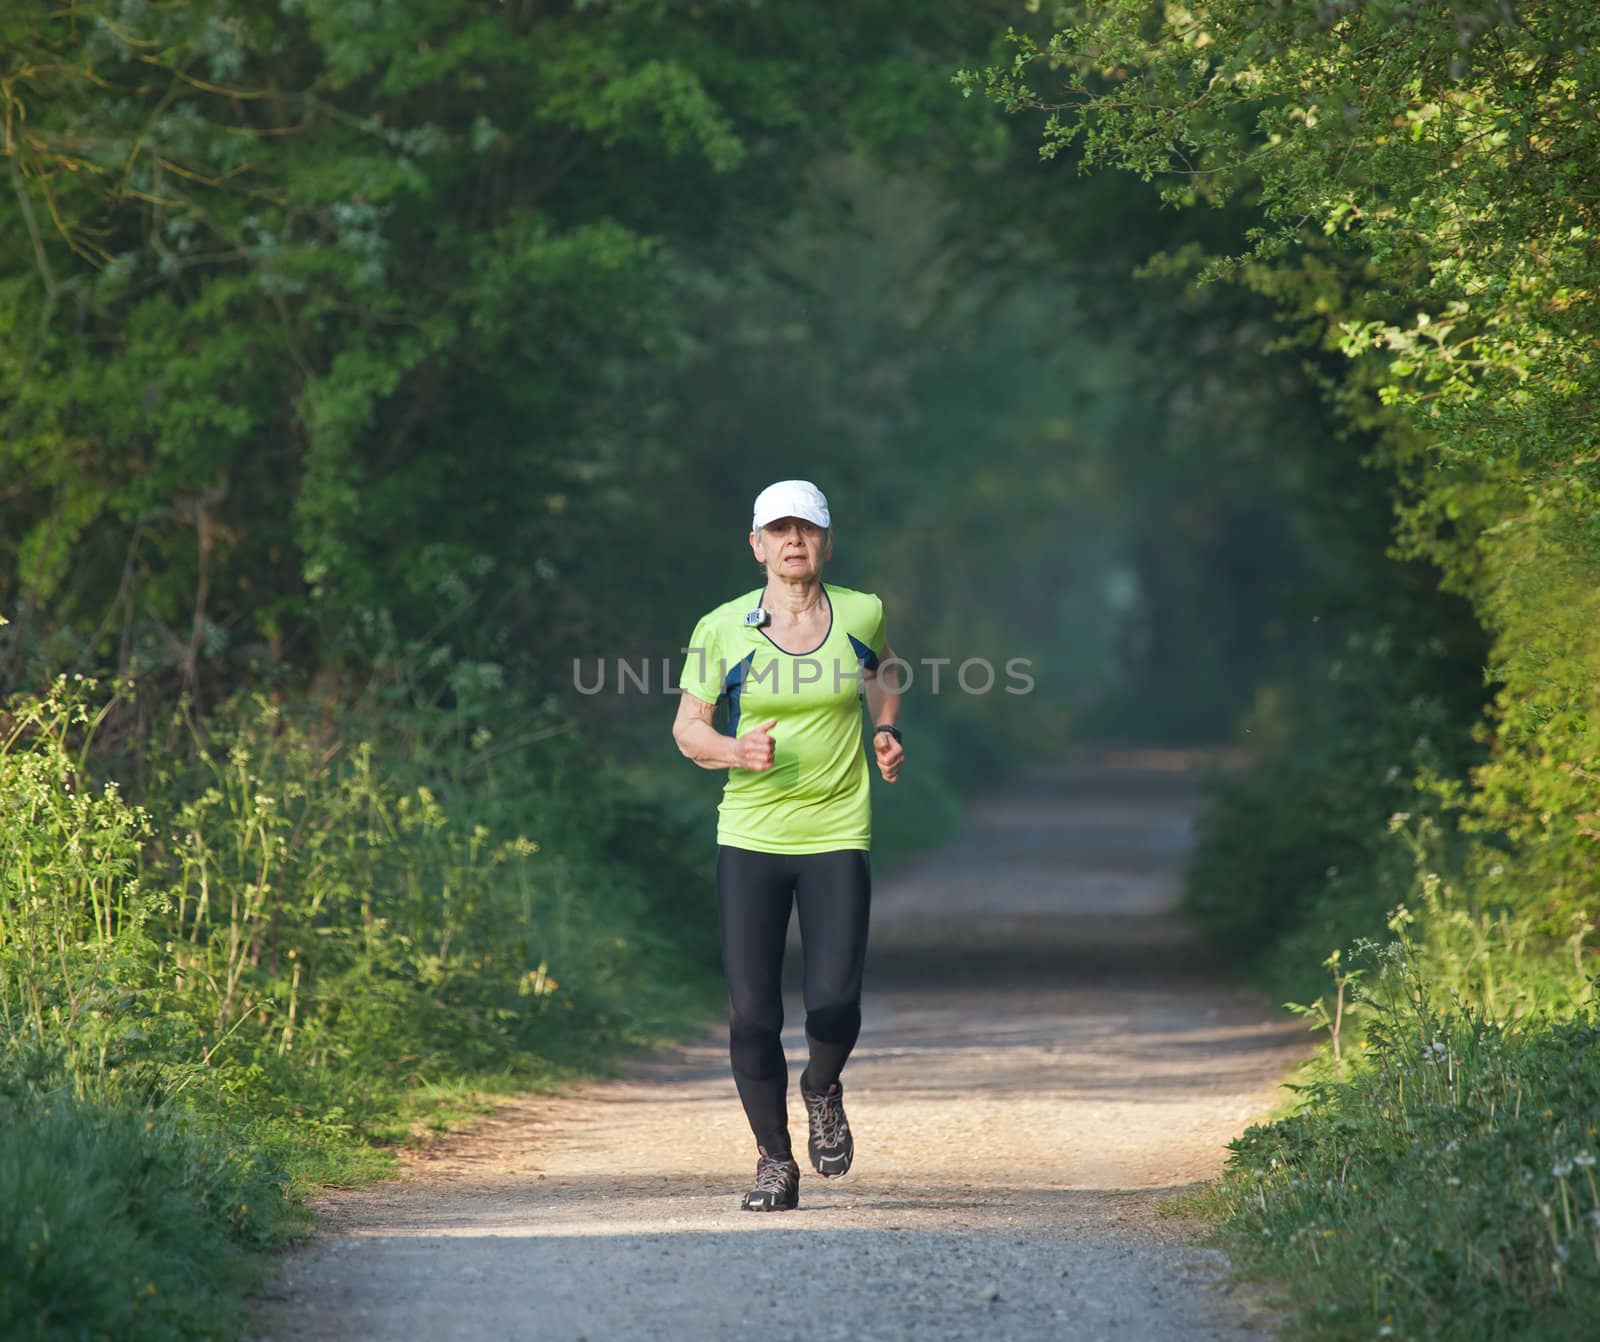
854, 594, 888, 669
678, 611, 722, 705
867, 595, 888, 661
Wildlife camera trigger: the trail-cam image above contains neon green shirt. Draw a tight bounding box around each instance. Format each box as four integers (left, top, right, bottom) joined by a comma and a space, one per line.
679, 582, 889, 854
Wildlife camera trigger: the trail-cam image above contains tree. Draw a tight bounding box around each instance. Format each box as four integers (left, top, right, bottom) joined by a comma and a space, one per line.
962, 1, 1599, 932
0, 0, 994, 698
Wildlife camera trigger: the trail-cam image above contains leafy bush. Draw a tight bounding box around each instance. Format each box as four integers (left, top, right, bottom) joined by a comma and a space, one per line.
1209, 915, 1600, 1341
0, 675, 721, 1337
0, 1074, 299, 1341
1183, 624, 1484, 1003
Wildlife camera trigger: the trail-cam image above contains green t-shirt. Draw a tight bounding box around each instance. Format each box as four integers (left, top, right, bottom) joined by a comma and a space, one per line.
679, 582, 889, 854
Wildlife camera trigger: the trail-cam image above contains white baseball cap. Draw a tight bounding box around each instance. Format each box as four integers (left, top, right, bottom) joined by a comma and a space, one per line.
752, 479, 831, 532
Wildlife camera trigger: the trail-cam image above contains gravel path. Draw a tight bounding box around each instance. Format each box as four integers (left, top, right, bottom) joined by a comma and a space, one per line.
259, 750, 1305, 1341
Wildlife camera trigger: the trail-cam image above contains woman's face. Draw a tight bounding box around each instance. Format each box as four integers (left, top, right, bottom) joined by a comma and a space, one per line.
751, 516, 831, 581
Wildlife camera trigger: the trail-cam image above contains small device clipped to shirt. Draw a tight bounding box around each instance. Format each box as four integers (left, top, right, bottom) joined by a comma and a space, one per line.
743, 606, 771, 628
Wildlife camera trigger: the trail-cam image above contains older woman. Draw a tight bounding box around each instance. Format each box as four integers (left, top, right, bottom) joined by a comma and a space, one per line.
672, 479, 904, 1212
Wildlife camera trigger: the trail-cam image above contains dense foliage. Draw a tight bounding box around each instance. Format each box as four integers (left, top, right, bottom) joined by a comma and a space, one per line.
966, 0, 1600, 958
1216, 938, 1600, 1340
0, 1081, 300, 1340
0, 0, 984, 687
1, 0, 1355, 738
4, 0, 1559, 1335
0, 3, 1356, 1333
0, 671, 718, 1335
965, 2, 1600, 1335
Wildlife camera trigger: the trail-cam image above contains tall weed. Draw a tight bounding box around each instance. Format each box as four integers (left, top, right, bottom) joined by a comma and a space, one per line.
0, 674, 720, 1337
1212, 912, 1600, 1340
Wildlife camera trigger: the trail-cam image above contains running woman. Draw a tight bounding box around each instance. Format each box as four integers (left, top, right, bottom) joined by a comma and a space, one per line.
672, 479, 904, 1212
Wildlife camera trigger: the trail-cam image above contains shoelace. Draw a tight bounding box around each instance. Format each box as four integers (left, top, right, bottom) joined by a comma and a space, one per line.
804, 1087, 848, 1147
753, 1155, 797, 1193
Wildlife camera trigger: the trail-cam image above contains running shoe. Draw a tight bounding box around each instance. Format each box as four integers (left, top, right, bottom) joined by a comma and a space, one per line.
741, 1148, 800, 1212
801, 1079, 853, 1178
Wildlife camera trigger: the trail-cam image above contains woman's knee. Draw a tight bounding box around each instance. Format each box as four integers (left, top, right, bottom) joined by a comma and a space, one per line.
803, 998, 861, 1045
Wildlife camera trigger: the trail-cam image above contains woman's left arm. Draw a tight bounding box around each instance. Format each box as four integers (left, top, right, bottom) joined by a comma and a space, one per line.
864, 645, 903, 783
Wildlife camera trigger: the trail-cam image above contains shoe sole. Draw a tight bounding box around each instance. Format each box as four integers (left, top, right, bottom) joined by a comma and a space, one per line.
741, 1194, 799, 1212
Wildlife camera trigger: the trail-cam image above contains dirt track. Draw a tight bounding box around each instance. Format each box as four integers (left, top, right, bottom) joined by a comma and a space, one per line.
259, 751, 1305, 1341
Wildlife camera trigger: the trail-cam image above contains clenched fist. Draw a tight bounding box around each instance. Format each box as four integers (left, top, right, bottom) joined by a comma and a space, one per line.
736, 718, 779, 771
874, 728, 903, 784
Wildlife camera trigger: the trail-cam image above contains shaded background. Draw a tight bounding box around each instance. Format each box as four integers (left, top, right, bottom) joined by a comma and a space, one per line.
0, 1, 1421, 859
11, 5, 1598, 1336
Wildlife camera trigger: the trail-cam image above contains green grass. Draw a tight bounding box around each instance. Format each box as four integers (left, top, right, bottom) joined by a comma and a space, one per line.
0, 1078, 305, 1341
1197, 931, 1600, 1342
0, 977, 724, 1342
0, 677, 725, 1338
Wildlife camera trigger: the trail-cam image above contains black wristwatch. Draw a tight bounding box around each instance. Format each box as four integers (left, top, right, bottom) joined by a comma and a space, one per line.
873, 723, 902, 744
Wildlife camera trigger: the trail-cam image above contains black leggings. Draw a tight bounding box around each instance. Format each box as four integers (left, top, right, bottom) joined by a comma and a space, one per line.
716, 845, 872, 1157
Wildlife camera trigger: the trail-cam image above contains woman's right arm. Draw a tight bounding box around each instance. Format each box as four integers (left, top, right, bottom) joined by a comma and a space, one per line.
672, 693, 776, 772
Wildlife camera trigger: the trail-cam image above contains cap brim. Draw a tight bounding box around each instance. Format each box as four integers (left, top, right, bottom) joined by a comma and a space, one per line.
753, 510, 830, 530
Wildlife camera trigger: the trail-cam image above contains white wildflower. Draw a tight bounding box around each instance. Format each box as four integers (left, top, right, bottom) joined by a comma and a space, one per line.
1553, 1158, 1574, 1179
